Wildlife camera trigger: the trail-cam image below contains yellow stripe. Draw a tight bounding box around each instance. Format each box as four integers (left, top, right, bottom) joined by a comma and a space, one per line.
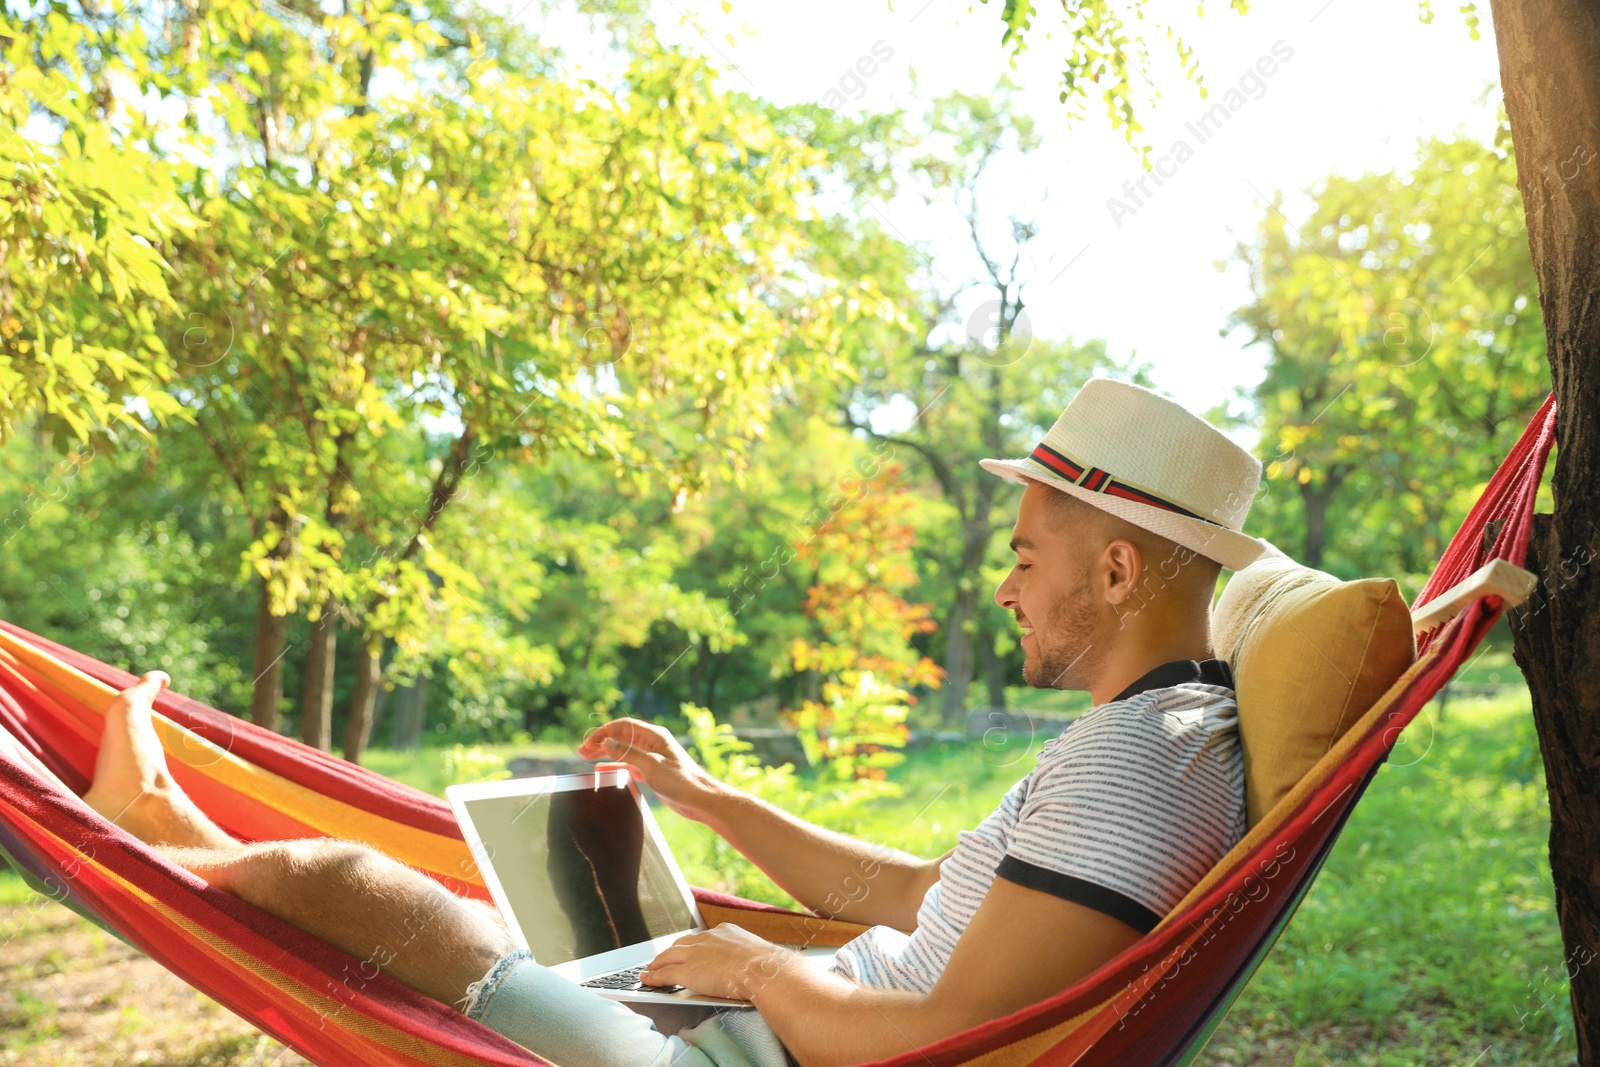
0, 629, 485, 889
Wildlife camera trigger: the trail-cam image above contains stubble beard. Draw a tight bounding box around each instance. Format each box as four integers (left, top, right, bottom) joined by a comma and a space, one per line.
1021, 576, 1103, 690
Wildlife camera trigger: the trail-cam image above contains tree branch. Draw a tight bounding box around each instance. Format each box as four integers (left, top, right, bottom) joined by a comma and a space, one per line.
399, 427, 480, 563
839, 405, 964, 517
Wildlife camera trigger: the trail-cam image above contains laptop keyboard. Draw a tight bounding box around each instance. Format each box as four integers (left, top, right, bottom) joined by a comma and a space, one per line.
580, 964, 684, 994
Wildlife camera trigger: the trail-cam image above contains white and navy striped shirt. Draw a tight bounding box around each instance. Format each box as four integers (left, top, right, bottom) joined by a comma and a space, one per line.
828, 659, 1246, 993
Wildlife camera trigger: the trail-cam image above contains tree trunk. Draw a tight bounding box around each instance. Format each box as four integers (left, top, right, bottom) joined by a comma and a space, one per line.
1297, 468, 1350, 570
389, 676, 428, 750
300, 603, 337, 751
1490, 0, 1600, 1058
249, 577, 286, 731
981, 624, 1008, 711
941, 490, 998, 724
801, 667, 822, 704
940, 580, 979, 725
1299, 482, 1328, 569
343, 633, 383, 764
940, 369, 1004, 726
369, 665, 393, 744
690, 634, 714, 711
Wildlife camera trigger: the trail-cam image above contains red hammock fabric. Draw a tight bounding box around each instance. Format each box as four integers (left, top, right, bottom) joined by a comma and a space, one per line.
0, 392, 1557, 1067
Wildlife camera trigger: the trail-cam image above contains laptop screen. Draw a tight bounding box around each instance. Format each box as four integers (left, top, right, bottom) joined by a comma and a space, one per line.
459, 782, 700, 966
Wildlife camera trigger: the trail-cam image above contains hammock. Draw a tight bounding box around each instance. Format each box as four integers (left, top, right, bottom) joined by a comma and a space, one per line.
0, 393, 1557, 1067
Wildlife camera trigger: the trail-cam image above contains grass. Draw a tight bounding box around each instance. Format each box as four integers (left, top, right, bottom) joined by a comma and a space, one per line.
0, 683, 1575, 1064
0, 865, 36, 907
1205, 687, 1572, 1064
359, 738, 573, 797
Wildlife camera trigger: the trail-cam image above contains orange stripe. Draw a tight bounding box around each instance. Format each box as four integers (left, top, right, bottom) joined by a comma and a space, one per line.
0, 654, 99, 747
0, 629, 487, 893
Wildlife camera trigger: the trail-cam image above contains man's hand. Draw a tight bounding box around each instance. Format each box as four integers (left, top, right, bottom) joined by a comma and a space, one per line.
640, 922, 795, 1002
576, 718, 725, 824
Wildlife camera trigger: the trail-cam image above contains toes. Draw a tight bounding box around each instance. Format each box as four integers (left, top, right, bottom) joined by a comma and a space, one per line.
136, 671, 171, 693
113, 672, 171, 712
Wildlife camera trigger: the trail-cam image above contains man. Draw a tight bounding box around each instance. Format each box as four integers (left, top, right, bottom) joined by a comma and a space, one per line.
83, 378, 1265, 1067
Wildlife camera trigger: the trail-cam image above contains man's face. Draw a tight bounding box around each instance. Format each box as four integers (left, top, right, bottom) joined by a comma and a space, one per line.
993, 481, 1109, 691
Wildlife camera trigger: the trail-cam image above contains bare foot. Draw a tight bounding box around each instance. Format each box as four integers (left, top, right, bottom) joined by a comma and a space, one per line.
83, 672, 234, 849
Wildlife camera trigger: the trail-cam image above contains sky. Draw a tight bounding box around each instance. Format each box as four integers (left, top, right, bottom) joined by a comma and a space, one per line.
536, 0, 1505, 445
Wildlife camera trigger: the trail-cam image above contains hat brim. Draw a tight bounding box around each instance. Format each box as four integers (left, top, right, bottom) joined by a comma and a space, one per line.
979, 457, 1267, 572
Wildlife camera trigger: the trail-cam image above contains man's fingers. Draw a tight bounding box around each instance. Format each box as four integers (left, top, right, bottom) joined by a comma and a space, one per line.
599, 736, 667, 770
577, 718, 664, 758
644, 946, 687, 974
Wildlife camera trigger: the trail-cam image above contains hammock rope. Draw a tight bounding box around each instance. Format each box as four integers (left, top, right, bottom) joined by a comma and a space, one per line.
0, 392, 1558, 1067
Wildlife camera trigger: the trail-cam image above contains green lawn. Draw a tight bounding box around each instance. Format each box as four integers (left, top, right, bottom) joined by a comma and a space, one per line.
0, 684, 1574, 1064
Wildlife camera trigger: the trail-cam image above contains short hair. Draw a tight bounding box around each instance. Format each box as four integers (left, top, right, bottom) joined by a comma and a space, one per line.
1040, 486, 1222, 608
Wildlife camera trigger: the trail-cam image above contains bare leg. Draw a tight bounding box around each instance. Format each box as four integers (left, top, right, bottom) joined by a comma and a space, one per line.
84, 672, 511, 1008
169, 838, 511, 1007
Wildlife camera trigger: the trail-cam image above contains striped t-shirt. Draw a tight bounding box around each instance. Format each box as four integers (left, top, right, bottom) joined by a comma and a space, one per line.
828, 658, 1246, 993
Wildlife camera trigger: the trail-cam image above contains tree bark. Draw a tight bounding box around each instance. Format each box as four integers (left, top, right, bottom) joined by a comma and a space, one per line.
369, 665, 393, 744
1298, 466, 1350, 570
343, 633, 383, 764
690, 634, 714, 711
249, 577, 287, 731
941, 579, 980, 724
300, 603, 337, 751
1490, 0, 1600, 1058
981, 625, 1008, 711
345, 425, 480, 735
389, 676, 428, 750
942, 477, 1001, 725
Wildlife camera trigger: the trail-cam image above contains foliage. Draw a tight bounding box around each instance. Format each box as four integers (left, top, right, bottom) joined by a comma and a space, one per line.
834, 81, 1154, 722
1223, 135, 1550, 581
422, 453, 739, 736
681, 703, 807, 807
0, 434, 254, 711
0, 3, 197, 444
977, 0, 1484, 168
976, 0, 1252, 163
0, 0, 920, 749
785, 460, 939, 780
439, 744, 512, 786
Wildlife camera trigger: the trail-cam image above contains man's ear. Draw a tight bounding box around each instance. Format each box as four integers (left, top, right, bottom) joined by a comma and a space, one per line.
1101, 538, 1144, 607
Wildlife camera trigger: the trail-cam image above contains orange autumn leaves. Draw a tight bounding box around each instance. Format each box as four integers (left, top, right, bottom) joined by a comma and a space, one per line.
787, 462, 942, 782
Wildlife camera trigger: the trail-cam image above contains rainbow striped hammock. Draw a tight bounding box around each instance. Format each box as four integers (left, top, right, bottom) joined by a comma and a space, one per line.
0, 394, 1556, 1067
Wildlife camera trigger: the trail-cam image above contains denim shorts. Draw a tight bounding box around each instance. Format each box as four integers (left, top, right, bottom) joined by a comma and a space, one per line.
461, 950, 792, 1067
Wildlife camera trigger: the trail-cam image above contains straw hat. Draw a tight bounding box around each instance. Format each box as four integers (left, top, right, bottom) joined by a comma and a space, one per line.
979, 378, 1267, 571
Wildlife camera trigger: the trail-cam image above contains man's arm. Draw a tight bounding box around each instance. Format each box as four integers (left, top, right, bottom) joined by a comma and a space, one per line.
641, 874, 1146, 1067
577, 718, 942, 931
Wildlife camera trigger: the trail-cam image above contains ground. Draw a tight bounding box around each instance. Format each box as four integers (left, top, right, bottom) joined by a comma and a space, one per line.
0, 894, 309, 1066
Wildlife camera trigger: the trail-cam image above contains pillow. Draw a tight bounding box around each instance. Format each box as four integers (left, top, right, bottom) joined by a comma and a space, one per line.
1213, 543, 1416, 828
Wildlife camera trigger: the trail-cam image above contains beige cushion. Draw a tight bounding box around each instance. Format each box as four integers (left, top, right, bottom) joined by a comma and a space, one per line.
1213, 543, 1416, 828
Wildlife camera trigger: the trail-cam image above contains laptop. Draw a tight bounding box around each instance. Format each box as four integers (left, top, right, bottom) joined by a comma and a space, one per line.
446, 767, 838, 1006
